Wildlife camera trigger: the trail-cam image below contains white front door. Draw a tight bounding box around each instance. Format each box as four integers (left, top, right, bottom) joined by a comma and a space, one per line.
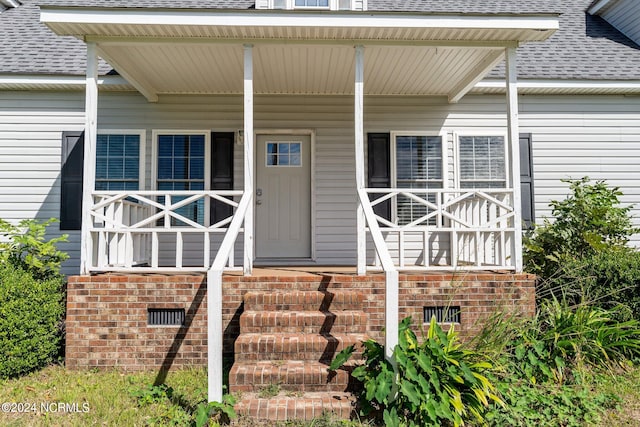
255, 134, 312, 259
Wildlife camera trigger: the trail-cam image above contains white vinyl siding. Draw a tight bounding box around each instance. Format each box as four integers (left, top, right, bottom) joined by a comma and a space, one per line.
1, 91, 640, 274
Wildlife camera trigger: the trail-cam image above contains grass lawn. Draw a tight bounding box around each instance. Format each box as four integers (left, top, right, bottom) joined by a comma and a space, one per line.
0, 363, 639, 426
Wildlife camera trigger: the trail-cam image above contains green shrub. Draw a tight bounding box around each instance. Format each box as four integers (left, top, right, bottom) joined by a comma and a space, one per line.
556, 247, 640, 320
331, 317, 502, 427
0, 218, 68, 280
0, 264, 65, 378
524, 177, 638, 283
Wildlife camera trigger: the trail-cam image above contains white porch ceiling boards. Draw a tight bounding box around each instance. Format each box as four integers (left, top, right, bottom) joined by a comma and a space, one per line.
41, 9, 559, 101
96, 43, 505, 96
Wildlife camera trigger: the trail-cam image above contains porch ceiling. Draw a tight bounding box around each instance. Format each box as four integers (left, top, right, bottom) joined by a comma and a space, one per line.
41, 8, 559, 101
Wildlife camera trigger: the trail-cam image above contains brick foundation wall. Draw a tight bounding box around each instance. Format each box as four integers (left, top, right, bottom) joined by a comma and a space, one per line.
65, 272, 535, 370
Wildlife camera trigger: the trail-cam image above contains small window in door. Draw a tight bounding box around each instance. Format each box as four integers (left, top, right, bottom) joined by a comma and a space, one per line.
266, 141, 302, 167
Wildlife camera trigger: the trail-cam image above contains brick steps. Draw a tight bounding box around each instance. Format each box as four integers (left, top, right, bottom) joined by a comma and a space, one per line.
235, 392, 354, 421
229, 360, 357, 392
230, 288, 367, 421
234, 333, 366, 362
240, 310, 368, 334
243, 290, 364, 311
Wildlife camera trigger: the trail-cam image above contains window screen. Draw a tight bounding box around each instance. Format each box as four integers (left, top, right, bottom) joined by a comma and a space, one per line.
96, 134, 140, 191
459, 136, 506, 188
395, 135, 442, 225
157, 134, 206, 225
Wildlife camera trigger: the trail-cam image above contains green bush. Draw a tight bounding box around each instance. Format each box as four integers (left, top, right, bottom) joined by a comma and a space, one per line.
524, 177, 638, 282
0, 218, 68, 280
556, 247, 640, 320
0, 264, 65, 378
331, 317, 502, 427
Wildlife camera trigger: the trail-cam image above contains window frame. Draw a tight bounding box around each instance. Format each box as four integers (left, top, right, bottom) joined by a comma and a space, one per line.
267, 0, 350, 10
151, 130, 212, 226
293, 0, 330, 9
454, 131, 510, 190
95, 129, 146, 191
390, 131, 447, 225
264, 140, 304, 168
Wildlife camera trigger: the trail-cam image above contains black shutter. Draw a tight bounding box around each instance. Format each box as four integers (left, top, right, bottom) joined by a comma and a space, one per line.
60, 131, 84, 230
211, 132, 235, 223
519, 133, 535, 230
367, 133, 391, 221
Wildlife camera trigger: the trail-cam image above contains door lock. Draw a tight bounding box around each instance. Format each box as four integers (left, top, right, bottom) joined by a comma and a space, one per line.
256, 188, 263, 196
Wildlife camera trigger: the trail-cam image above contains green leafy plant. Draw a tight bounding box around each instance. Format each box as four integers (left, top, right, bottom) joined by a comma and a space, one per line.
0, 264, 65, 378
524, 177, 638, 283
131, 383, 236, 426
485, 378, 616, 427
331, 317, 502, 427
194, 394, 237, 427
0, 218, 68, 280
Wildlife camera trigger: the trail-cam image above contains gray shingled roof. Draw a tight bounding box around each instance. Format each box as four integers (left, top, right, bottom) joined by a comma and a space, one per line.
1, 0, 639, 80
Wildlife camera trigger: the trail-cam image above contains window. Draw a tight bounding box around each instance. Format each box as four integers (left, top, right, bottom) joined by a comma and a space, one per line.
394, 135, 443, 225
157, 134, 206, 225
459, 136, 506, 188
294, 0, 329, 6
96, 133, 141, 191
266, 141, 302, 167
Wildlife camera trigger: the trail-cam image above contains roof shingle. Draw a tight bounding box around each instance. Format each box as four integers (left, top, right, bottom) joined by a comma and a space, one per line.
0, 0, 639, 80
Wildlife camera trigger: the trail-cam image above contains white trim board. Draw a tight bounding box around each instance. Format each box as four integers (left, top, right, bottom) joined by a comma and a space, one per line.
41, 9, 559, 33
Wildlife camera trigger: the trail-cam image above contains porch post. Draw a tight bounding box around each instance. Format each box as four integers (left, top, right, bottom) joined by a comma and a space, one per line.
243, 44, 254, 275
505, 47, 523, 271
80, 42, 98, 275
355, 45, 366, 275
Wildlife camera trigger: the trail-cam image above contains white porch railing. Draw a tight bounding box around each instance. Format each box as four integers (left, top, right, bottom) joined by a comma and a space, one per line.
362, 188, 517, 271
88, 190, 245, 272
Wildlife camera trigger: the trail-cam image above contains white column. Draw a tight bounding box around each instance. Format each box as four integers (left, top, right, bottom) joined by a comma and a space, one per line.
506, 47, 523, 272
243, 44, 254, 275
207, 269, 223, 402
355, 45, 366, 275
80, 42, 98, 275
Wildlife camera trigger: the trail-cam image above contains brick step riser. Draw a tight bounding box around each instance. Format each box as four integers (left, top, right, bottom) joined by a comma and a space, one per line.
234, 336, 366, 362
239, 325, 367, 334
234, 393, 354, 421
245, 303, 364, 312
243, 291, 364, 313
240, 311, 368, 334
235, 351, 364, 362
229, 370, 356, 393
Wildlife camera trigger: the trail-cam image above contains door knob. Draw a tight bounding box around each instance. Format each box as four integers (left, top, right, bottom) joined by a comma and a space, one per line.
256, 200, 262, 205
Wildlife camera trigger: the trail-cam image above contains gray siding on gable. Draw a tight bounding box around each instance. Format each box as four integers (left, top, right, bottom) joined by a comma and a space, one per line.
1, 91, 639, 275
598, 1, 640, 45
